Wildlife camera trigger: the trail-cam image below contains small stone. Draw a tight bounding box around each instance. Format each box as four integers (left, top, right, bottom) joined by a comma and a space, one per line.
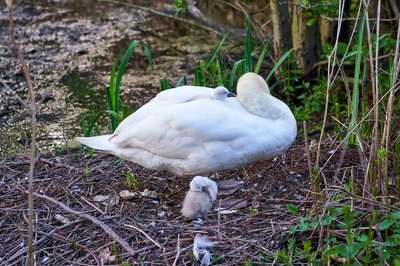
148, 221, 156, 229
119, 190, 136, 200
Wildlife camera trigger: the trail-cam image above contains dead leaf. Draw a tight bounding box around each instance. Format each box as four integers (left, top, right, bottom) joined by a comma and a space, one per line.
218, 179, 244, 190
93, 194, 119, 207
218, 179, 244, 195
119, 190, 136, 200
219, 198, 248, 209
93, 195, 111, 202
140, 189, 157, 198
98, 248, 116, 262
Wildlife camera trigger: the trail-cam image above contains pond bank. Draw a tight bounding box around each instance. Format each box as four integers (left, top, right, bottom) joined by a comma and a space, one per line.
0, 0, 221, 158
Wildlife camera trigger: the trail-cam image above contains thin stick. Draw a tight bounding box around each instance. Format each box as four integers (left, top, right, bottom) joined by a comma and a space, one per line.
318, 81, 400, 177
362, 0, 378, 198
6, 220, 81, 263
383, 16, 400, 207
172, 234, 181, 266
31, 192, 137, 256
6, 1, 37, 265
303, 121, 314, 193
124, 224, 163, 249
0, 78, 29, 108
217, 200, 222, 239
80, 196, 106, 215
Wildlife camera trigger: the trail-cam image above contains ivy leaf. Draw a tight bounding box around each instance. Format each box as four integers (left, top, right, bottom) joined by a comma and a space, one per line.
286, 203, 299, 214
321, 215, 333, 226
309, 220, 318, 228
380, 220, 394, 230
306, 18, 317, 26
289, 225, 298, 234
337, 42, 347, 55
299, 222, 309, 232
390, 211, 400, 220
324, 244, 346, 257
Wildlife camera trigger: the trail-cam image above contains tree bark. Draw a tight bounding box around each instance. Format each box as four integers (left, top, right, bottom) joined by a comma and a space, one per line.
291, 1, 322, 75
270, 0, 293, 61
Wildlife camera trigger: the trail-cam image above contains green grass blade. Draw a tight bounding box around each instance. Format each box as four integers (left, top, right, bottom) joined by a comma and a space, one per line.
85, 112, 104, 137
115, 40, 153, 119
160, 78, 171, 91
81, 113, 88, 136
245, 15, 252, 72
121, 104, 133, 120
109, 61, 117, 110
108, 61, 118, 130
216, 57, 223, 86
229, 59, 245, 91
105, 110, 122, 121
269, 79, 285, 92
175, 75, 188, 87
204, 33, 229, 71
194, 65, 205, 86
349, 13, 365, 143
254, 42, 269, 74
266, 48, 294, 83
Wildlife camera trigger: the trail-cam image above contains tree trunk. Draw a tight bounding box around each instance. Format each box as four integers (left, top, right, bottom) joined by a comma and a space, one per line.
291, 1, 322, 75
270, 0, 293, 61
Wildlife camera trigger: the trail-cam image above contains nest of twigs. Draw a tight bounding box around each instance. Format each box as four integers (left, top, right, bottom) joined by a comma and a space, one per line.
1, 145, 351, 265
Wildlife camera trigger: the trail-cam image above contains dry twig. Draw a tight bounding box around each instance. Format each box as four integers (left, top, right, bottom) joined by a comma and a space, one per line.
6, 1, 37, 264
31, 192, 137, 257
124, 224, 163, 249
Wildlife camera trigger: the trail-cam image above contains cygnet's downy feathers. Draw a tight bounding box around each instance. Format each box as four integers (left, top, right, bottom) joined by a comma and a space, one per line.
181, 176, 218, 219
76, 73, 297, 176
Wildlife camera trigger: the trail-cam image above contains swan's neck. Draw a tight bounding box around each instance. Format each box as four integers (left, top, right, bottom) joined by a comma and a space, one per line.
238, 88, 294, 121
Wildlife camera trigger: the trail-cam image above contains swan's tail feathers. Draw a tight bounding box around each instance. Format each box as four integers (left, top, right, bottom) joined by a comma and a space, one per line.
75, 135, 115, 152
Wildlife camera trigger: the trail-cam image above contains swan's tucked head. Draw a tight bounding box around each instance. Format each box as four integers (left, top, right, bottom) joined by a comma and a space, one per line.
214, 86, 236, 100
237, 72, 270, 96
189, 176, 218, 201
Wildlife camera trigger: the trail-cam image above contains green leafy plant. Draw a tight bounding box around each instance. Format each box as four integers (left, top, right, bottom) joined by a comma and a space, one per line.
107, 40, 153, 131
122, 171, 139, 190
173, 0, 187, 15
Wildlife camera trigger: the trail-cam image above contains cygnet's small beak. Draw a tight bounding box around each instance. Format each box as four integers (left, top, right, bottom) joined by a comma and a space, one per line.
227, 92, 236, 97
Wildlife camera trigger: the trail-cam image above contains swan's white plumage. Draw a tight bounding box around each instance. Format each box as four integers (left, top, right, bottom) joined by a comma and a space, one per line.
76, 73, 297, 176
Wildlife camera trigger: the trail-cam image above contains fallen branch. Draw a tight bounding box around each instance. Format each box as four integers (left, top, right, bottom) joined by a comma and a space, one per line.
31, 192, 137, 257
100, 0, 268, 41
186, 0, 225, 32
101, 0, 221, 35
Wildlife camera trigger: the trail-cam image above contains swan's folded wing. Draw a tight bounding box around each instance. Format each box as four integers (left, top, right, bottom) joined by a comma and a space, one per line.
110, 99, 263, 160
114, 86, 216, 135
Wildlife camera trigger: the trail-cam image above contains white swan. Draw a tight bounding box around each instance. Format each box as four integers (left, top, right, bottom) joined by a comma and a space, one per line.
76, 72, 297, 176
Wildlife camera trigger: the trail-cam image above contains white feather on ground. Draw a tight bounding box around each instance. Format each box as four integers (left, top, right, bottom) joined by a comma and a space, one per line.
193, 234, 214, 265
